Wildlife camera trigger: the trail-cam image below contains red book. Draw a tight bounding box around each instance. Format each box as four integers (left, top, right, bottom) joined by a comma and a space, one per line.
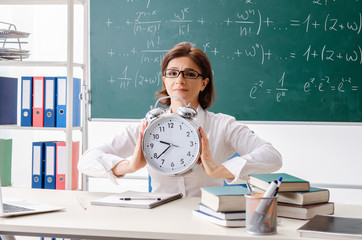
32, 76, 44, 127
56, 141, 79, 190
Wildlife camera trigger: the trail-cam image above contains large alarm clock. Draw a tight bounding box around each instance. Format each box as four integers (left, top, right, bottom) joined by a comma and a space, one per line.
142, 96, 200, 176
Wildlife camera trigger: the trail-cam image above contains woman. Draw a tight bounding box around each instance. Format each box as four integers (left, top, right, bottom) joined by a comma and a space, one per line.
78, 42, 282, 197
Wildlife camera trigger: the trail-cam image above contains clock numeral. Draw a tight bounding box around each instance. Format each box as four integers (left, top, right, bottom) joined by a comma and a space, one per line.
161, 159, 165, 165
152, 134, 159, 140
154, 153, 158, 158
159, 126, 165, 132
190, 141, 194, 147
180, 159, 184, 165
187, 151, 191, 156
168, 122, 174, 128
186, 131, 190, 137
171, 162, 175, 167
150, 143, 154, 149
179, 125, 182, 131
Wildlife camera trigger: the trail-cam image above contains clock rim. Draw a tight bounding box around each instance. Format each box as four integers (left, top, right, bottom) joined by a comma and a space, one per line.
142, 113, 201, 176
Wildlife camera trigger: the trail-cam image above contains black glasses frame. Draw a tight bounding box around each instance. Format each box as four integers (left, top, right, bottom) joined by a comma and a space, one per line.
163, 69, 204, 79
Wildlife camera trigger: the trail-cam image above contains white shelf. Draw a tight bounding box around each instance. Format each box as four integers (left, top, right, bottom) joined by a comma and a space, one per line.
0, 60, 85, 68
2, 0, 89, 191
0, 125, 82, 131
0, 0, 84, 5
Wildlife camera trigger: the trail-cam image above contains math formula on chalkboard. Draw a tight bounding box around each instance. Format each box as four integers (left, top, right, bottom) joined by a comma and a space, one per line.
90, 0, 362, 122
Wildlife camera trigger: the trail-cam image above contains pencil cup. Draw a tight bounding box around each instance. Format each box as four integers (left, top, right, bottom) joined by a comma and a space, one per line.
245, 193, 278, 235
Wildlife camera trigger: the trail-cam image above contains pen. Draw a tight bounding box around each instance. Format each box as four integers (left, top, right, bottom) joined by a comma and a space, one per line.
120, 197, 162, 201
76, 197, 87, 210
272, 177, 282, 196
246, 180, 254, 193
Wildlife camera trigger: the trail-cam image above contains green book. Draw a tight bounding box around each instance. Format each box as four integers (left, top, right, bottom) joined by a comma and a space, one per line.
278, 187, 330, 205
249, 173, 310, 192
200, 186, 250, 212
0, 139, 12, 186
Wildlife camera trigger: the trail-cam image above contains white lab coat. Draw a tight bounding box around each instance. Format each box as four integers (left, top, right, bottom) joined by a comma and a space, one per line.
78, 107, 282, 197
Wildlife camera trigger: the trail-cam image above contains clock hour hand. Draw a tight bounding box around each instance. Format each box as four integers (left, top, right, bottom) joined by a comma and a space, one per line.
159, 140, 179, 148
159, 140, 171, 145
156, 145, 171, 159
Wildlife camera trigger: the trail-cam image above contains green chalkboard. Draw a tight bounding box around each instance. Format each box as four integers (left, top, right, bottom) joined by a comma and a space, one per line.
90, 0, 362, 122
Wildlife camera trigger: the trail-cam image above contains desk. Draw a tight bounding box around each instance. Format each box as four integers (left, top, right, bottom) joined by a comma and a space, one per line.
1, 187, 362, 240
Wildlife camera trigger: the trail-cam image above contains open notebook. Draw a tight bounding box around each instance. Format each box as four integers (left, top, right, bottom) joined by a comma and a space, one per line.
0, 184, 64, 217
91, 190, 183, 209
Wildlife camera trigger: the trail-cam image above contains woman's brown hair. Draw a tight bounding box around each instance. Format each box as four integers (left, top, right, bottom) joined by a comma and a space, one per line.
156, 42, 215, 109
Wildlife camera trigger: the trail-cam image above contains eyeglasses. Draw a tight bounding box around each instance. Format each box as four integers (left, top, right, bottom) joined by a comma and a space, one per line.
163, 69, 204, 79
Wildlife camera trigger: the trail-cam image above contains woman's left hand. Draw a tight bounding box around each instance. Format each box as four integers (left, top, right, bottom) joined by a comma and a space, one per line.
198, 126, 218, 176
198, 126, 235, 179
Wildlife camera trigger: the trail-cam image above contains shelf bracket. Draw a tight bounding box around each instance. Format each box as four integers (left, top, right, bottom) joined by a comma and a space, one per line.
80, 85, 91, 104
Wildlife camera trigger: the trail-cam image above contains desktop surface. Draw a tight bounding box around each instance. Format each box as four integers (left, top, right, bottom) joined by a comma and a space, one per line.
0, 187, 361, 240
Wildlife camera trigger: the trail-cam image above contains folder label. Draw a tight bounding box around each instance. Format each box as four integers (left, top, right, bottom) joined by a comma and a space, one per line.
46, 146, 55, 176
33, 79, 43, 109
57, 145, 66, 175
32, 146, 41, 176
58, 78, 66, 106
45, 80, 54, 110
22, 80, 31, 110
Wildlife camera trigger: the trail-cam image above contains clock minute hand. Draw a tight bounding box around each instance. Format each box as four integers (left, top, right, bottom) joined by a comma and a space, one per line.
156, 145, 171, 159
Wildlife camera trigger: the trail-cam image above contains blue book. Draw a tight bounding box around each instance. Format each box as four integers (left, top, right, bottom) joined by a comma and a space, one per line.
44, 77, 57, 127
72, 77, 81, 127
56, 76, 66, 127
20, 76, 33, 126
44, 142, 56, 189
0, 76, 18, 125
56, 77, 81, 127
249, 173, 310, 192
200, 185, 250, 212
193, 209, 246, 227
32, 142, 45, 189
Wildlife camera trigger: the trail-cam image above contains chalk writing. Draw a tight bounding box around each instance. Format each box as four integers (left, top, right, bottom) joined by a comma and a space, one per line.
304, 76, 359, 93
249, 72, 288, 102
90, 0, 362, 122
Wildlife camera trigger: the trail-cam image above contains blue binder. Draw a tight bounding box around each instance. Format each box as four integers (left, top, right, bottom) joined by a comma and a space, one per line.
56, 76, 67, 127
32, 142, 45, 189
56, 77, 81, 127
44, 142, 56, 189
44, 77, 57, 127
0, 76, 18, 125
21, 76, 33, 126
73, 77, 81, 127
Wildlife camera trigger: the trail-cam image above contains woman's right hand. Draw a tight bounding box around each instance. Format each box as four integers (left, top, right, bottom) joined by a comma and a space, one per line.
112, 121, 148, 176
129, 121, 148, 172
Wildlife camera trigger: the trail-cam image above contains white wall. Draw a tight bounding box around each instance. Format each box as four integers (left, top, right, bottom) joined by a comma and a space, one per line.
86, 121, 362, 204
1, 5, 361, 204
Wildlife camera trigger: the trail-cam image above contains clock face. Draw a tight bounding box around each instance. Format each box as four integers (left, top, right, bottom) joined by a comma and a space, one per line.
142, 114, 200, 175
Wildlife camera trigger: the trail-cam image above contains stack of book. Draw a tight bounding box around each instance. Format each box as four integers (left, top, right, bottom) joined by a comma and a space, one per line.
192, 185, 250, 227
249, 173, 334, 220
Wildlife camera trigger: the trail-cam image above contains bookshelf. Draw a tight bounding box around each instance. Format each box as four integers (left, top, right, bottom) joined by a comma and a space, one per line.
0, 0, 89, 190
